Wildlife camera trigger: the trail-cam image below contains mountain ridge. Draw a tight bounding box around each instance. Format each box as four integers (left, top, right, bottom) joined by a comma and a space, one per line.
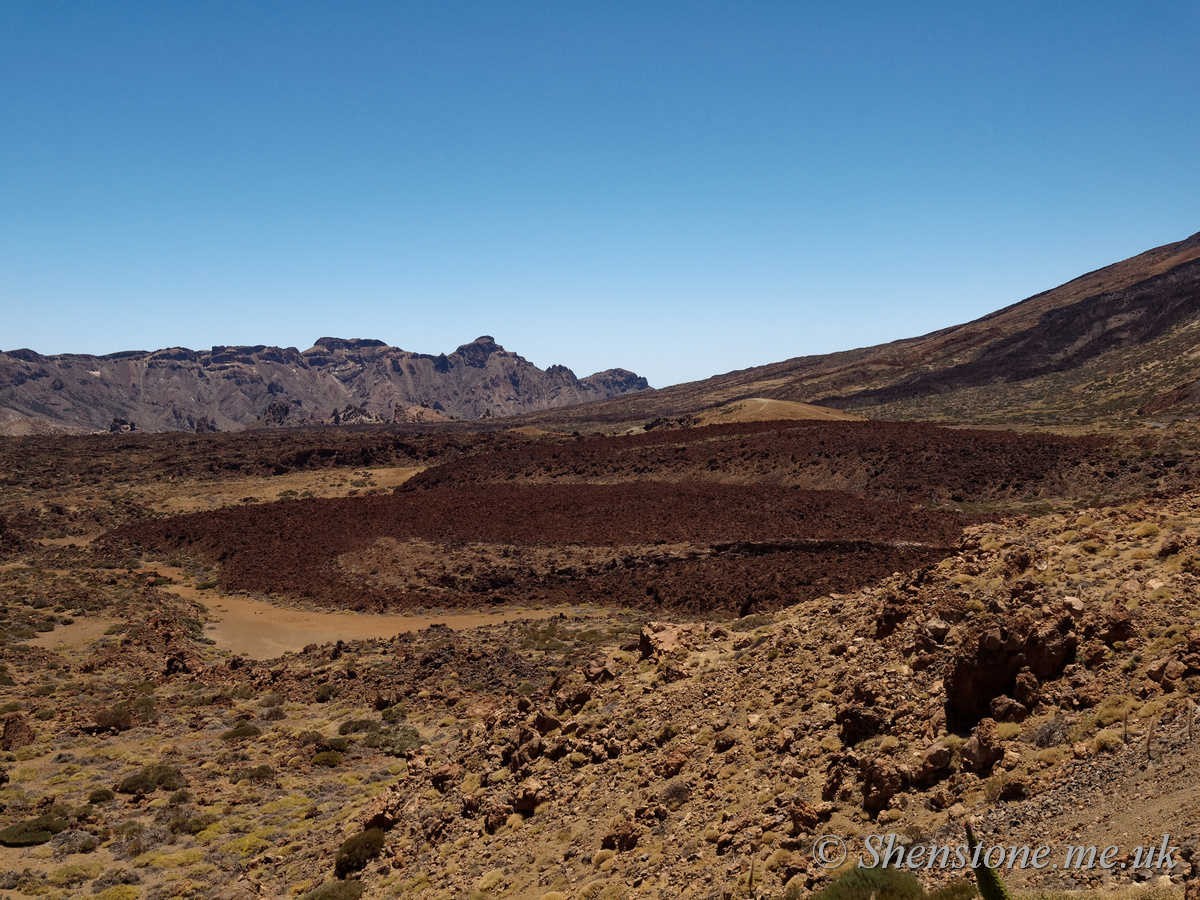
0, 335, 649, 434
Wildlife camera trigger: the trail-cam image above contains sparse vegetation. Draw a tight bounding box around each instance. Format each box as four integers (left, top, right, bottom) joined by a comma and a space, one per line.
4, 392, 1200, 900
334, 828, 385, 878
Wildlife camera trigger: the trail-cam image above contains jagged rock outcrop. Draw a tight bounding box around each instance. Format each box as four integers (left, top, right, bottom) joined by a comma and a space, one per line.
944, 613, 1079, 724
0, 335, 649, 432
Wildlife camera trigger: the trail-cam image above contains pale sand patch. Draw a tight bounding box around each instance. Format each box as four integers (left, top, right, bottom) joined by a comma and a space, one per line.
28, 616, 119, 651
694, 397, 863, 425
151, 465, 424, 514
37, 533, 102, 546
201, 594, 560, 660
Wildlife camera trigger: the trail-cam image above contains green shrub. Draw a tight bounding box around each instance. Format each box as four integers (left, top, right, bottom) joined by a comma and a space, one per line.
299, 881, 364, 900
88, 787, 115, 804
361, 724, 425, 757
168, 812, 216, 835
334, 828, 385, 878
730, 613, 775, 632
94, 705, 133, 731
133, 694, 156, 720
338, 719, 380, 735
230, 765, 275, 783
811, 864, 925, 900
312, 751, 343, 768
221, 720, 262, 741
315, 684, 336, 703
116, 764, 184, 795
927, 881, 979, 900
380, 704, 407, 724
0, 814, 69, 847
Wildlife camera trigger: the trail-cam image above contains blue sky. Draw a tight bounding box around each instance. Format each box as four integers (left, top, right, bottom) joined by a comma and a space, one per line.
3, 2, 1198, 388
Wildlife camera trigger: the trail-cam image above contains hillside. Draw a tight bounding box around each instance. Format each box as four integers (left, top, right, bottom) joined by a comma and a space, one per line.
0, 336, 649, 434
2, 420, 1200, 898
525, 230, 1200, 429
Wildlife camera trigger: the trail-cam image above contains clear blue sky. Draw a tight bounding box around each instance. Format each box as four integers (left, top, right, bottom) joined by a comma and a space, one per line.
3, 2, 1198, 388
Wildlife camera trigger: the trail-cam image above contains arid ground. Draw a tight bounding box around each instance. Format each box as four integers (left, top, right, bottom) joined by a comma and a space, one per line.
2, 419, 1200, 900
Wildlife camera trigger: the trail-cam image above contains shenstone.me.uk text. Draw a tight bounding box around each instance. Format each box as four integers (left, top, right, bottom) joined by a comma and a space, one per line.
809, 834, 1180, 872
858, 834, 1179, 872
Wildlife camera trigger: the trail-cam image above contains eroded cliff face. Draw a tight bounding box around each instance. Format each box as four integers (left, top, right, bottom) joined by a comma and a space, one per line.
0, 335, 650, 432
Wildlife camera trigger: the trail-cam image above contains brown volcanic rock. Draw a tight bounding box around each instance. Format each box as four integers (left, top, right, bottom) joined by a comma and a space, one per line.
102, 419, 1193, 619
0, 335, 648, 432
404, 419, 1138, 506
861, 756, 910, 810
0, 713, 35, 750
944, 613, 1078, 725
108, 478, 969, 617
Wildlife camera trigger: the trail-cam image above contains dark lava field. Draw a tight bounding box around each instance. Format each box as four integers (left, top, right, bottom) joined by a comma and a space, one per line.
102, 420, 1198, 617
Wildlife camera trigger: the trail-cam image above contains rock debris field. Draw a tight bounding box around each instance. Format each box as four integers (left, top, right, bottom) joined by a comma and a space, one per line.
1, 418, 1200, 899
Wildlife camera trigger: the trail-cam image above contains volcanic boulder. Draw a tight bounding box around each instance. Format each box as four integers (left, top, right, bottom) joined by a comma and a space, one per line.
944, 613, 1077, 724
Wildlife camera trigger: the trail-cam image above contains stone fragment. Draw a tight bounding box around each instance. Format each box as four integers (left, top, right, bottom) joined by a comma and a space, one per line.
860, 757, 909, 811
961, 718, 1003, 774
925, 618, 951, 642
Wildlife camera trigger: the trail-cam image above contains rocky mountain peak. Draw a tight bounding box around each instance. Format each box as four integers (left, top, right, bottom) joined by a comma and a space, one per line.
0, 335, 649, 432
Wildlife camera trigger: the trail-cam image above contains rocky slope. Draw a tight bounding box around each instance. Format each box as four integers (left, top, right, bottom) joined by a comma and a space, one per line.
4, 486, 1200, 899
4, 421, 1200, 900
0, 336, 649, 434
525, 229, 1200, 429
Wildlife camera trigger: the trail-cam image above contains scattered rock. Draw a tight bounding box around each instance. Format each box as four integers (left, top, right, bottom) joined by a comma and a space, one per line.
961, 718, 1003, 774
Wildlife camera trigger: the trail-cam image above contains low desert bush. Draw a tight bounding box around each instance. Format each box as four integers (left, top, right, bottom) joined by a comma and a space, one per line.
731, 614, 774, 632
312, 751, 343, 768
660, 779, 690, 809
0, 813, 69, 847
116, 764, 185, 796
94, 705, 133, 732
167, 812, 216, 836
230, 765, 275, 783
338, 718, 380, 735
361, 724, 425, 757
1028, 716, 1069, 748
810, 865, 973, 900
994, 722, 1020, 741
299, 881, 363, 900
380, 704, 408, 723
333, 828, 385, 878
810, 866, 922, 900
221, 720, 262, 741
315, 684, 336, 703
983, 773, 1010, 802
